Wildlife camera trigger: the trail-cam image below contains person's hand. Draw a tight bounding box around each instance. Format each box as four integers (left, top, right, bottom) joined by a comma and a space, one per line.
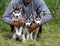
28, 23, 42, 33
11, 18, 25, 27
11, 21, 19, 27
18, 18, 25, 26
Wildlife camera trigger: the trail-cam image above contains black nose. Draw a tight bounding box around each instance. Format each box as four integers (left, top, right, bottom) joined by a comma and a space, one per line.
27, 25, 29, 27
16, 16, 18, 18
38, 23, 40, 25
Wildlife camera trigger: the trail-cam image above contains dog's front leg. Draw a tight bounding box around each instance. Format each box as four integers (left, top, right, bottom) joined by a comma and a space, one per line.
34, 28, 39, 40
18, 26, 23, 36
30, 32, 33, 40
18, 27, 26, 42
26, 32, 30, 40
22, 34, 26, 42
14, 27, 19, 35
12, 33, 17, 40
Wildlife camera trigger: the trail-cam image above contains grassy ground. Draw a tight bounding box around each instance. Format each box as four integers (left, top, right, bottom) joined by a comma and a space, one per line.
0, 0, 60, 46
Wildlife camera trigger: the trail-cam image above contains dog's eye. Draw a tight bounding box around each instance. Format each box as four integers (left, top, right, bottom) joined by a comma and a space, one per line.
39, 18, 41, 20
26, 21, 28, 23
20, 8, 21, 9
26, 20, 30, 23
36, 18, 38, 21
15, 12, 17, 13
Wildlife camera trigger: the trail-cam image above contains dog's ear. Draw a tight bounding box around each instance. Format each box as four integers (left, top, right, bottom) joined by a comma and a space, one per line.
30, 14, 33, 19
40, 12, 43, 18
33, 12, 37, 19
19, 5, 22, 8
23, 14, 27, 20
19, 5, 23, 11
30, 14, 34, 21
12, 4, 17, 10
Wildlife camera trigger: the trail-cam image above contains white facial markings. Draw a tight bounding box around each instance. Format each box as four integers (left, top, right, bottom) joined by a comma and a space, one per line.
34, 12, 43, 25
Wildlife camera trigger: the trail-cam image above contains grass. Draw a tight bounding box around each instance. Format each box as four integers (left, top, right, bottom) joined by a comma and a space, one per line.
0, 0, 60, 46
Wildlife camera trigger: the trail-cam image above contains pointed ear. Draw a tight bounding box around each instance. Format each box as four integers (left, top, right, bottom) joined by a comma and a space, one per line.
40, 12, 43, 18
24, 14, 26, 18
19, 5, 22, 11
33, 12, 37, 19
30, 14, 34, 21
23, 14, 27, 20
30, 14, 32, 19
12, 4, 16, 10
20, 5, 22, 8
20, 8, 22, 11
19, 5, 22, 9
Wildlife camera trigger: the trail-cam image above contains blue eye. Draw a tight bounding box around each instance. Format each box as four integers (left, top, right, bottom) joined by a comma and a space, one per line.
36, 19, 38, 21
39, 18, 40, 20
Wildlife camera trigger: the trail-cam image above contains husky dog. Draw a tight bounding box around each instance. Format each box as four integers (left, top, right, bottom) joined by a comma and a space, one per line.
22, 14, 34, 40
32, 12, 43, 40
33, 12, 43, 25
22, 12, 43, 40
12, 4, 23, 40
24, 14, 33, 27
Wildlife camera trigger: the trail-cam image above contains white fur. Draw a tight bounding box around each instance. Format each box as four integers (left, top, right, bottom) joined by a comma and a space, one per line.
12, 33, 17, 40
35, 18, 42, 24
12, 11, 22, 21
12, 8, 23, 41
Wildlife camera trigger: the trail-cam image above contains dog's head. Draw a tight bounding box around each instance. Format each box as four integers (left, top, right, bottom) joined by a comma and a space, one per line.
33, 12, 43, 25
24, 14, 33, 27
12, 4, 23, 20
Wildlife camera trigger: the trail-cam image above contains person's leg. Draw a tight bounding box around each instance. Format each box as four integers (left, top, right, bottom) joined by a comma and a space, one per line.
36, 25, 42, 41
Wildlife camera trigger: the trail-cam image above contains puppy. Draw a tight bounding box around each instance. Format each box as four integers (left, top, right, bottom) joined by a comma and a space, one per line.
12, 4, 23, 40
22, 14, 34, 40
22, 12, 43, 41
34, 12, 43, 25
30, 12, 43, 40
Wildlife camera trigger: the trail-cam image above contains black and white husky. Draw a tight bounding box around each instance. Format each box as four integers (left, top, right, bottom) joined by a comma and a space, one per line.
32, 12, 43, 40
12, 5, 23, 40
21, 14, 34, 41
24, 12, 43, 40
25, 14, 34, 40
22, 12, 43, 40
33, 12, 43, 25
11, 4, 43, 42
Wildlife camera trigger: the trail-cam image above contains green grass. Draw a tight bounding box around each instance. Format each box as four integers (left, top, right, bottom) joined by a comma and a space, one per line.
0, 0, 60, 46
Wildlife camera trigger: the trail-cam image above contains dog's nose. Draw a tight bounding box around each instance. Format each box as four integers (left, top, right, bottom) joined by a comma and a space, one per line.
38, 23, 40, 25
27, 24, 31, 27
27, 25, 29, 27
16, 16, 18, 18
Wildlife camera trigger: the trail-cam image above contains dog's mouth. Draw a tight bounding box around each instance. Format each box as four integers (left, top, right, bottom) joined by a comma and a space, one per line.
25, 20, 32, 27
